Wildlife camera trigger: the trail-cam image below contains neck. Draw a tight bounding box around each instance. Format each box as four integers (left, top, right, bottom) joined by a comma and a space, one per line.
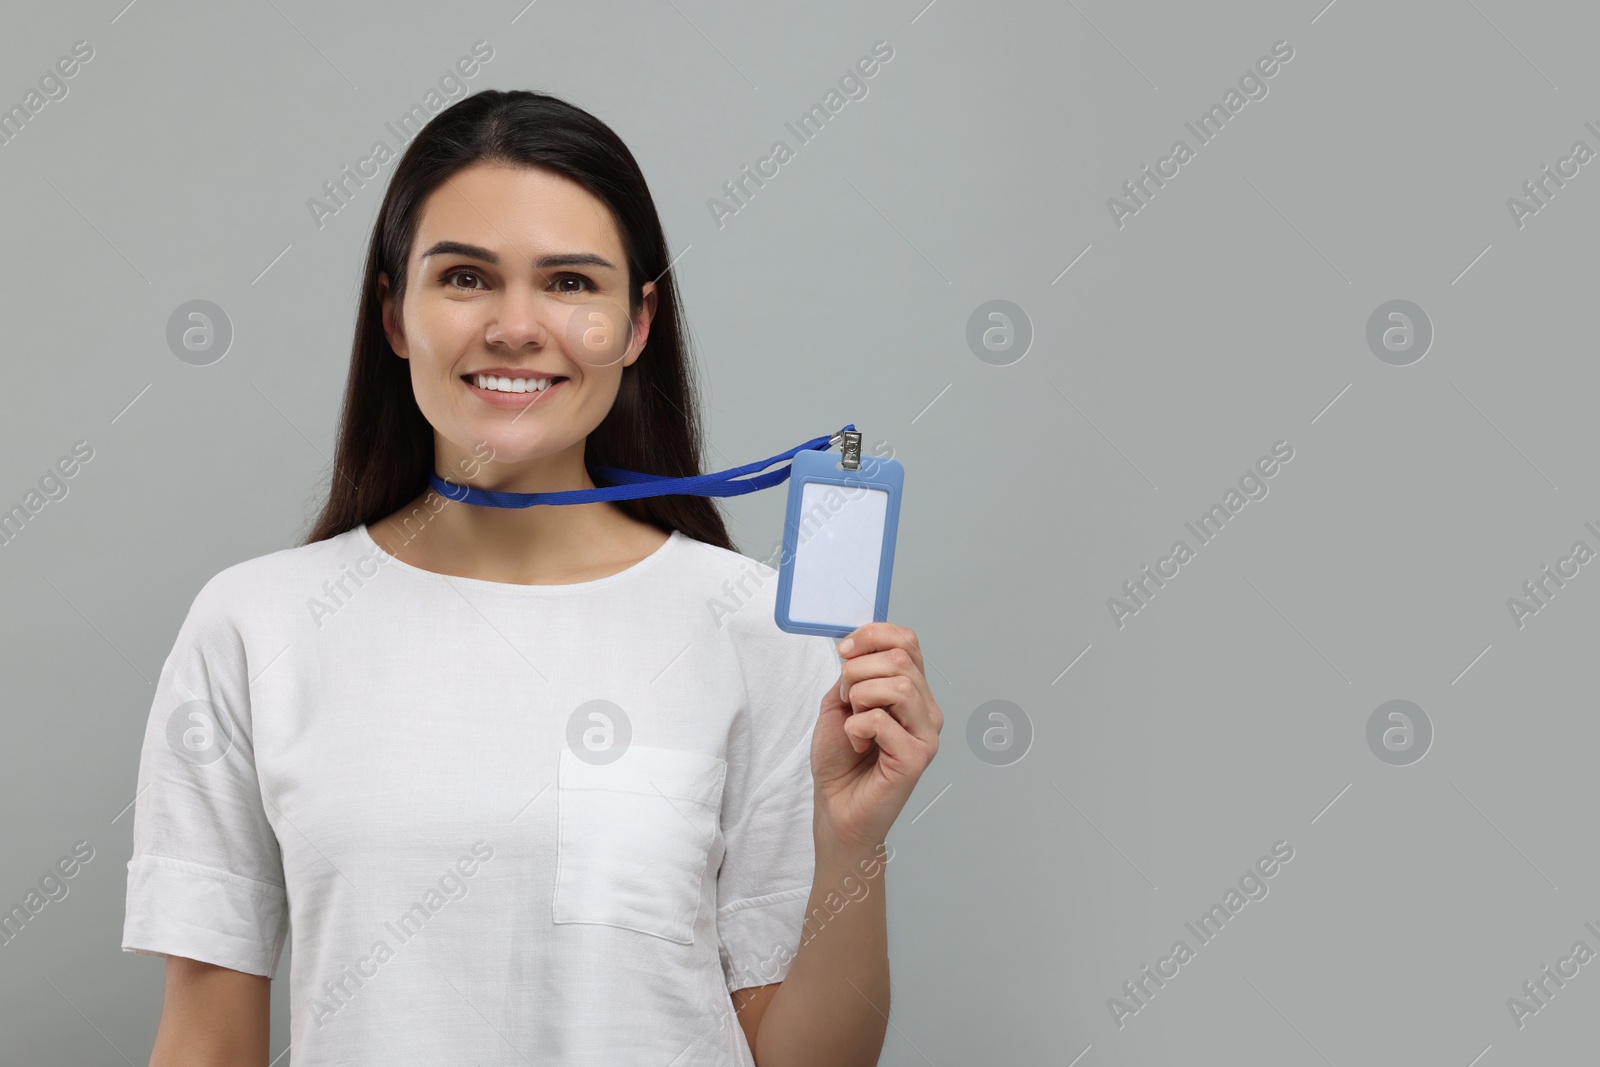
373, 442, 662, 585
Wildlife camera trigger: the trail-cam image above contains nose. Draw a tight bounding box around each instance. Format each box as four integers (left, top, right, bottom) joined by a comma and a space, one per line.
484, 283, 554, 351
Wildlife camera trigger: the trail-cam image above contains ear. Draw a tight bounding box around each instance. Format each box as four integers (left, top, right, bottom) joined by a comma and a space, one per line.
622, 281, 658, 369
378, 272, 407, 360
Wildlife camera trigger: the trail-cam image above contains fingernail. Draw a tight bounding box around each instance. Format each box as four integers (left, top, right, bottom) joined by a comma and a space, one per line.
839, 678, 848, 702
838, 638, 855, 655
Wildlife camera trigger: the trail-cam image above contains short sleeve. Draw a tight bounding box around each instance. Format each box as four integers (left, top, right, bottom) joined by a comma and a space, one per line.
121, 573, 289, 979
715, 626, 840, 994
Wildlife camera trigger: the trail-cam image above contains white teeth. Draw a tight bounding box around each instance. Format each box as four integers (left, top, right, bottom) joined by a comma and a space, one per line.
474, 374, 553, 393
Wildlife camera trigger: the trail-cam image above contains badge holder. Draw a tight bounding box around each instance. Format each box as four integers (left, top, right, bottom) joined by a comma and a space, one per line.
426, 424, 904, 639
773, 430, 904, 638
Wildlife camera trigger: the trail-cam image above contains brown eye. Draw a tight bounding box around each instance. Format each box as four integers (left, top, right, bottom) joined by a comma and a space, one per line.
443, 268, 486, 290
553, 274, 595, 293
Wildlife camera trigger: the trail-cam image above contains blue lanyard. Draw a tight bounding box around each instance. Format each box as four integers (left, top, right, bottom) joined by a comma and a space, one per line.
427, 424, 857, 507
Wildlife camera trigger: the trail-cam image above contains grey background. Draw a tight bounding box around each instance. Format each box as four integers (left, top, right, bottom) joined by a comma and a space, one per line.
1, 0, 1595, 1063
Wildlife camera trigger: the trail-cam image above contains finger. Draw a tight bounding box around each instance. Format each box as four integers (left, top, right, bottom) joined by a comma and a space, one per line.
841, 645, 928, 690
843, 707, 927, 769
843, 675, 939, 745
837, 622, 923, 675
839, 645, 932, 712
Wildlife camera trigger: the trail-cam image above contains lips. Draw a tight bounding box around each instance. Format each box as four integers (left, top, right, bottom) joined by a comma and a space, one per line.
461, 375, 568, 407
459, 372, 568, 387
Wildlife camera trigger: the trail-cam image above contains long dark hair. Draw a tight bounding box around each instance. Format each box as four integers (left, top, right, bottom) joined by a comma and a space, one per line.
301, 89, 733, 552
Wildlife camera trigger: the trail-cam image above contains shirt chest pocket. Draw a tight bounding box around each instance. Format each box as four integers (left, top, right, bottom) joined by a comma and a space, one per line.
552, 745, 728, 945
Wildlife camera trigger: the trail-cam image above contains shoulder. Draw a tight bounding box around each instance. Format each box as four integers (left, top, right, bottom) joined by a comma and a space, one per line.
151, 529, 367, 693
669, 532, 838, 677
668, 532, 779, 599
183, 527, 367, 629
667, 533, 782, 637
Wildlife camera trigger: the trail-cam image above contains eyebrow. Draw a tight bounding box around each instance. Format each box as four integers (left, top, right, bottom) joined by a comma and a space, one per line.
419, 240, 618, 273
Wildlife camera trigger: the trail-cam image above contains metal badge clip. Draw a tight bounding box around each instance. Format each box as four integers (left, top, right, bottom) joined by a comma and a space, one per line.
829, 429, 862, 470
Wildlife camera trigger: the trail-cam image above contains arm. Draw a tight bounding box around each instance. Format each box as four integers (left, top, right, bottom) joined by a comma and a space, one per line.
746, 835, 891, 1067
149, 956, 270, 1067
731, 981, 781, 1054
746, 623, 941, 1067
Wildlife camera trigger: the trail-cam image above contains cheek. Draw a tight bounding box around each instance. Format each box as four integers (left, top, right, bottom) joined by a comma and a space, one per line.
406, 321, 479, 391
403, 292, 476, 349
562, 376, 604, 425
562, 374, 627, 437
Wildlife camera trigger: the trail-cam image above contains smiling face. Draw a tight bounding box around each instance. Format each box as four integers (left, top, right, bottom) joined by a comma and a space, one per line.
378, 162, 656, 485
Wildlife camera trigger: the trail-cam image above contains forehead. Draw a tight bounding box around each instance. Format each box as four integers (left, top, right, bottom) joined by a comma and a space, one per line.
412, 162, 625, 264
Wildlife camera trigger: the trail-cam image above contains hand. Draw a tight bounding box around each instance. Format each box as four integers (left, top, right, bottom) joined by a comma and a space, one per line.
811, 622, 942, 853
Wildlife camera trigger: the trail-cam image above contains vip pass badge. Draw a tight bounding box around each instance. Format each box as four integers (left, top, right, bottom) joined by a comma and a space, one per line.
427, 425, 904, 637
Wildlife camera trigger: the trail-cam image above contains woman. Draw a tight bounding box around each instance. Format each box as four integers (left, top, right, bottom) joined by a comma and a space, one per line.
122, 89, 941, 1066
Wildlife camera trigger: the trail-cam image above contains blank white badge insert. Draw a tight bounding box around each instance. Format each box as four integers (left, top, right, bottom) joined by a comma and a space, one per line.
789, 480, 889, 629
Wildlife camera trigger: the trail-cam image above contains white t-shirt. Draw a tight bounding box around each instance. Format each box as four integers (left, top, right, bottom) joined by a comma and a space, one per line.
121, 523, 841, 1066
